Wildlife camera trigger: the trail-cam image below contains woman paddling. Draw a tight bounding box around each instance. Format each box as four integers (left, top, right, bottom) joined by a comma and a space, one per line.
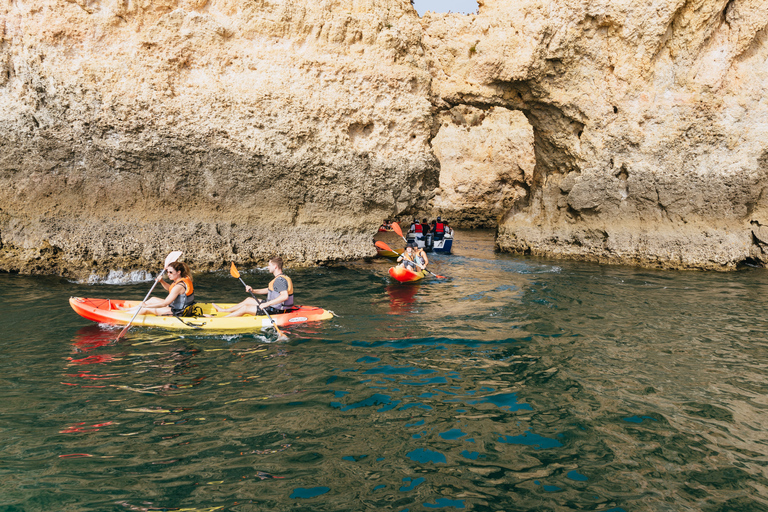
397, 243, 428, 271
119, 261, 195, 316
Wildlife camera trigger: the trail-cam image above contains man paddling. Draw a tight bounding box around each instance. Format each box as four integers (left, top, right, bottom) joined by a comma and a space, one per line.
213, 257, 294, 317
397, 243, 429, 272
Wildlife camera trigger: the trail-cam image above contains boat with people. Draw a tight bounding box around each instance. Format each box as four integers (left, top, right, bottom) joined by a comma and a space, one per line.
406, 232, 453, 254
405, 216, 453, 254
69, 297, 334, 331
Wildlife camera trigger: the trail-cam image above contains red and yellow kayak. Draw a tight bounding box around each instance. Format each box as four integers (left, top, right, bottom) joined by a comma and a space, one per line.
388, 266, 428, 283
69, 297, 334, 332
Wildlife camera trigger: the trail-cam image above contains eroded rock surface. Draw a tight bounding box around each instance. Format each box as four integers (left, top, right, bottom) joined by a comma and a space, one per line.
0, 0, 437, 279
430, 105, 535, 228
422, 0, 768, 269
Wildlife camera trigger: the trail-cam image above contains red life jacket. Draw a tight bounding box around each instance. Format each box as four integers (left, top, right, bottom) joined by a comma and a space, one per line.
434, 222, 445, 233
413, 223, 423, 233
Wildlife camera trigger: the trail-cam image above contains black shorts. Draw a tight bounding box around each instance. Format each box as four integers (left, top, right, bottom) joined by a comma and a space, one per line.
261, 306, 297, 315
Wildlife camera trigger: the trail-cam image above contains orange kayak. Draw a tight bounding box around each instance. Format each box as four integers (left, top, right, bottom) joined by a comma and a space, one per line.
388, 266, 428, 283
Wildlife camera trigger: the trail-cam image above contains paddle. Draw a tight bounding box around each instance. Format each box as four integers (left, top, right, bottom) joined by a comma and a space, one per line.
115, 250, 183, 341
390, 221, 408, 242
229, 262, 288, 340
375, 241, 446, 279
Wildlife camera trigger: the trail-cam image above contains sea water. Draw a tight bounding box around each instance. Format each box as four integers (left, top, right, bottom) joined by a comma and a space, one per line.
2, 230, 768, 511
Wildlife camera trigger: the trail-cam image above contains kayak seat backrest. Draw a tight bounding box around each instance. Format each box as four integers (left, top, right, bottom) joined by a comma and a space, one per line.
176, 303, 202, 317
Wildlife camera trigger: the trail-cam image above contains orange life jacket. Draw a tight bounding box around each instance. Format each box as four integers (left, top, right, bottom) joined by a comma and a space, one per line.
173, 276, 194, 296
169, 276, 195, 315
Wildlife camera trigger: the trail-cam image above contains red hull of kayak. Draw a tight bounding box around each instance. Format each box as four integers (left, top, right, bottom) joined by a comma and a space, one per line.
388, 266, 428, 283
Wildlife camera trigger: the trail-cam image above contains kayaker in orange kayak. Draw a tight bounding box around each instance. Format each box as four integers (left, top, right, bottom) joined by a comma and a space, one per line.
118, 261, 195, 316
213, 257, 294, 317
397, 243, 429, 272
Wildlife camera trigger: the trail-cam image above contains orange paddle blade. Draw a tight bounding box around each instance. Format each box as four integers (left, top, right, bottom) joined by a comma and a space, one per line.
229, 262, 240, 279
391, 222, 404, 238
375, 241, 392, 252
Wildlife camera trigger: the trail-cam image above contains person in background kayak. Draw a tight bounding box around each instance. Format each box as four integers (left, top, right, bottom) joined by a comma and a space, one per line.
397, 243, 429, 272
378, 219, 393, 232
119, 261, 195, 316
213, 257, 294, 317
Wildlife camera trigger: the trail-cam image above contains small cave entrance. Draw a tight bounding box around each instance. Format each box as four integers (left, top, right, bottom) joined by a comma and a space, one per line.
429, 104, 536, 229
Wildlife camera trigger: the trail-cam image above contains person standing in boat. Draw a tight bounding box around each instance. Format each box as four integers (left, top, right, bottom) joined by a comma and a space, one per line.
432, 216, 447, 240
213, 257, 295, 317
397, 243, 429, 271
119, 261, 195, 316
444, 220, 454, 237
409, 218, 423, 236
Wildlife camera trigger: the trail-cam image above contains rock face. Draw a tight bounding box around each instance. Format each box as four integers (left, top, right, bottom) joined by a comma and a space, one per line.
2, 0, 768, 276
430, 105, 535, 228
422, 0, 768, 270
0, 0, 437, 279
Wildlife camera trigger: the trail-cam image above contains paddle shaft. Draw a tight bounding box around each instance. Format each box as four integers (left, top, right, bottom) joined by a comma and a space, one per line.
115, 270, 166, 341
238, 277, 285, 338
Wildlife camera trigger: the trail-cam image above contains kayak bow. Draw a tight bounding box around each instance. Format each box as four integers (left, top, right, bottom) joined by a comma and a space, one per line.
388, 266, 428, 283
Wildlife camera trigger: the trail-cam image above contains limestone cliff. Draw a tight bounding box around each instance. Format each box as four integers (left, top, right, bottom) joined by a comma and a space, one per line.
0, 0, 437, 278
2, 0, 768, 277
423, 0, 768, 269
430, 105, 535, 228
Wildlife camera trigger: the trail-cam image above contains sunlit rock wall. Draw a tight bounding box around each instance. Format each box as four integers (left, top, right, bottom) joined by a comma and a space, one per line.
430, 105, 535, 228
0, 0, 437, 278
422, 0, 768, 269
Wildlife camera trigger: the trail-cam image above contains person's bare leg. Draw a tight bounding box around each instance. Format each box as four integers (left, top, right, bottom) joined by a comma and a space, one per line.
213, 297, 259, 313
118, 297, 165, 313
225, 304, 261, 318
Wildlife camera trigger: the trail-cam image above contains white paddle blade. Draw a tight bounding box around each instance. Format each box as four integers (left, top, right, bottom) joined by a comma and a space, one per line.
164, 251, 183, 267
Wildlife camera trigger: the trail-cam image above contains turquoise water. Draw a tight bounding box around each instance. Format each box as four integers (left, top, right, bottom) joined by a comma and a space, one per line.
2, 230, 768, 511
